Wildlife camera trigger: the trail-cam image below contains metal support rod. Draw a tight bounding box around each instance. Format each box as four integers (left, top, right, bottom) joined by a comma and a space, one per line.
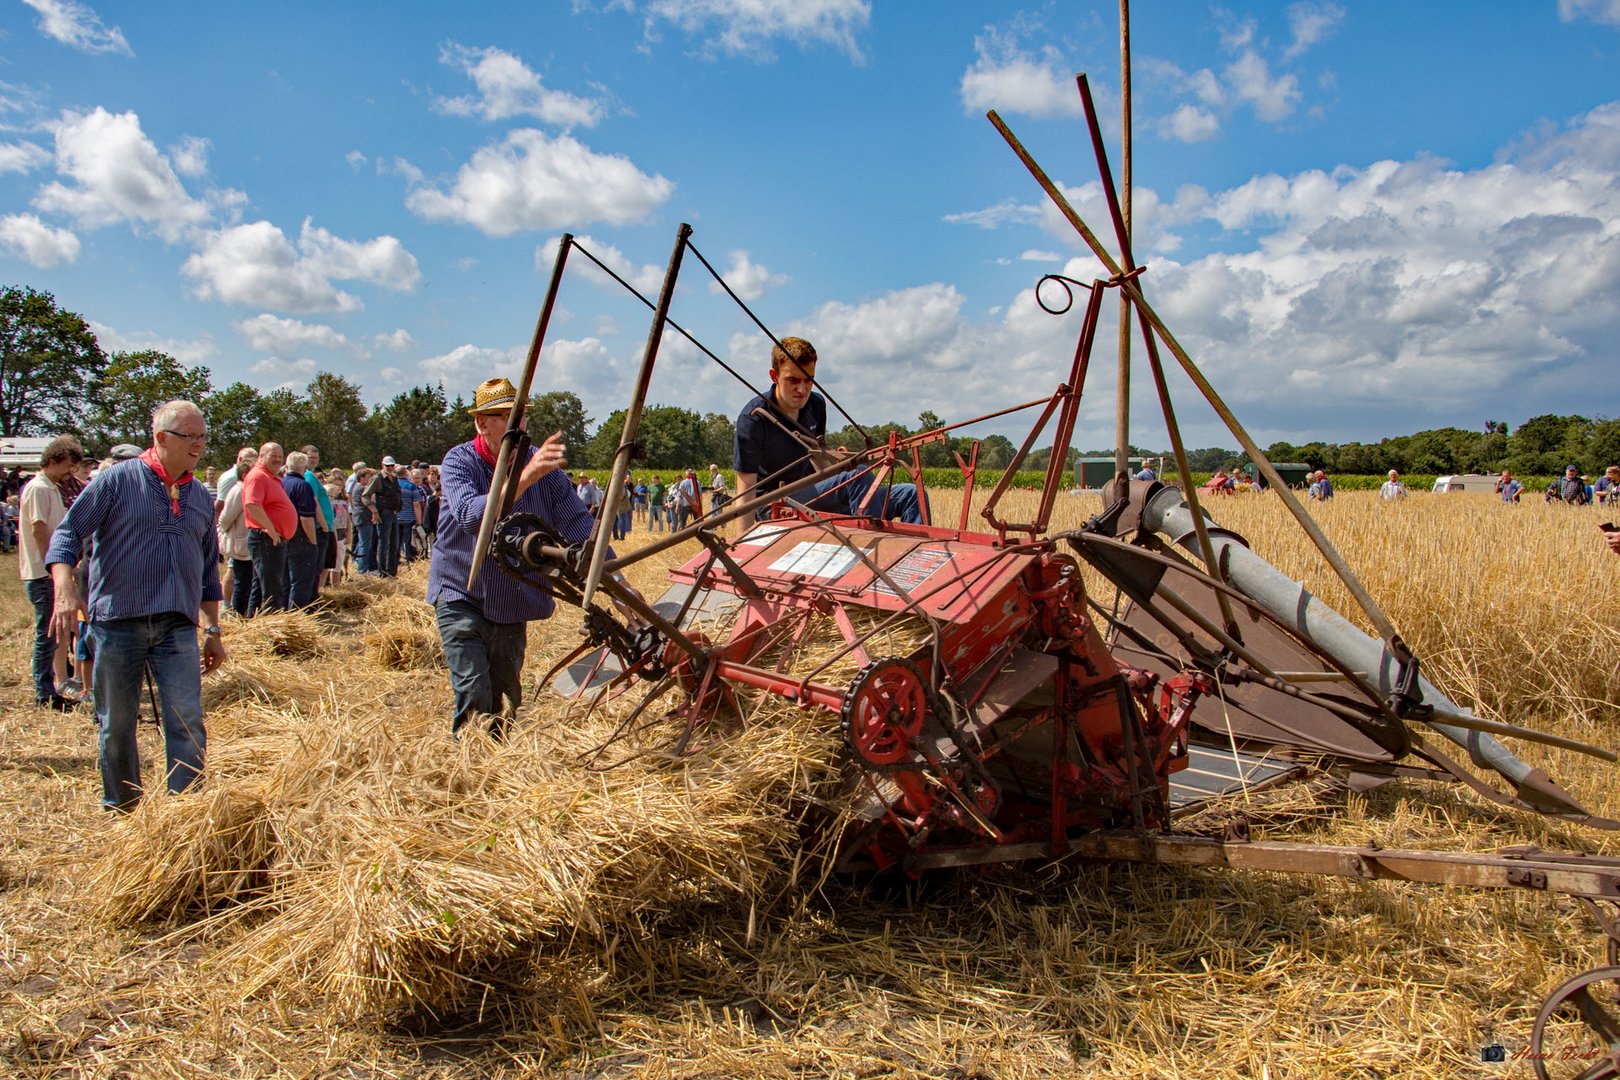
1076, 74, 1240, 641
468, 233, 573, 588
988, 109, 1403, 650
1115, 0, 1133, 480
581, 223, 692, 610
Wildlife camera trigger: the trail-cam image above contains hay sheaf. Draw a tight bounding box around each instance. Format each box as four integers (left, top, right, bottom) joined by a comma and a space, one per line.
361, 593, 442, 670
86, 572, 857, 1022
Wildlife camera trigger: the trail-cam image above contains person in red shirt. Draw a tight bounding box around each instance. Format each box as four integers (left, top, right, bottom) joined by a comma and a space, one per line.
242, 442, 296, 614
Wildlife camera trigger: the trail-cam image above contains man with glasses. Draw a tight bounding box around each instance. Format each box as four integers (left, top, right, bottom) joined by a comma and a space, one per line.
47, 400, 225, 811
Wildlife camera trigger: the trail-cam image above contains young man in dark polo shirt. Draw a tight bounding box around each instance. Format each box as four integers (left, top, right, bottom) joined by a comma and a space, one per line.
732, 336, 925, 524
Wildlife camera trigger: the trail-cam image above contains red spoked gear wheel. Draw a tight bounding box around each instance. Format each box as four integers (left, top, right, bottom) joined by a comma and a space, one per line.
841, 658, 930, 769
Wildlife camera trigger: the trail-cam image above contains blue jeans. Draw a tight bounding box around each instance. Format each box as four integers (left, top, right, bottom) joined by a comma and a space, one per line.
285, 533, 318, 608
396, 519, 416, 564
376, 510, 399, 575
229, 558, 254, 617
649, 505, 664, 532
91, 612, 206, 811
25, 576, 57, 703
353, 520, 375, 573
248, 529, 287, 613
806, 468, 928, 524
435, 599, 528, 739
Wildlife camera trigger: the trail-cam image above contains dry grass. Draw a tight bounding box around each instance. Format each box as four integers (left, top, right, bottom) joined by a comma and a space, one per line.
0, 493, 1615, 1077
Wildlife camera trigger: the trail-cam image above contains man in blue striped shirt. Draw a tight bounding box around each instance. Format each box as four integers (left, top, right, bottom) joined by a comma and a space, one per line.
47, 400, 225, 811
427, 377, 638, 740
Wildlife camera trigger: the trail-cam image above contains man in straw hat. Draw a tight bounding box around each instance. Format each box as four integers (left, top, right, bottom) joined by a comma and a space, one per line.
47, 400, 224, 811
428, 377, 642, 740
733, 336, 927, 524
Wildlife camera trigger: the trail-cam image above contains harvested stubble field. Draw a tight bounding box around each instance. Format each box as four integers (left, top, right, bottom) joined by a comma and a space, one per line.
1, 488, 1616, 1078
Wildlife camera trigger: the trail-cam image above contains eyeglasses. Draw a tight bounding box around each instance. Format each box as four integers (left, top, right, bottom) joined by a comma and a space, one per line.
162, 429, 208, 444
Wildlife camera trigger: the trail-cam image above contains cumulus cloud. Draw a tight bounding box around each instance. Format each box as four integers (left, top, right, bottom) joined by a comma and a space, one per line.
88, 321, 217, 366
183, 219, 420, 313
943, 199, 1044, 230
20, 0, 132, 56
234, 313, 349, 355
404, 130, 672, 236
1162, 104, 1221, 143
537, 233, 668, 296
250, 356, 317, 387
418, 343, 522, 390
434, 43, 607, 127
1224, 52, 1300, 123
0, 142, 52, 174
34, 108, 212, 241
643, 0, 871, 61
1559, 0, 1620, 25
0, 213, 79, 266
959, 30, 1081, 119
1284, 2, 1345, 60
708, 249, 788, 300
168, 135, 210, 178
372, 328, 415, 351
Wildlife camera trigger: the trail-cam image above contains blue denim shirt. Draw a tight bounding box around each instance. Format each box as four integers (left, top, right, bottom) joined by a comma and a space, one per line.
46, 458, 223, 623
426, 440, 606, 624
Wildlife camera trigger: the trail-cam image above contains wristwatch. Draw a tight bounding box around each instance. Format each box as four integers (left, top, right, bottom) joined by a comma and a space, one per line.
203, 625, 223, 637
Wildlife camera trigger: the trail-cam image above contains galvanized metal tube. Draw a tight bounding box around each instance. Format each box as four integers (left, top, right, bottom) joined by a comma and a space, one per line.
1135, 484, 1541, 788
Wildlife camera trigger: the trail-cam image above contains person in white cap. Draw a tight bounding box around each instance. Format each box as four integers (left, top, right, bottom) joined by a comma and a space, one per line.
363, 456, 403, 575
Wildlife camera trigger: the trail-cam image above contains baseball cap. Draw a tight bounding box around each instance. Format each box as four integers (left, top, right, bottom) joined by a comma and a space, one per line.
382, 455, 397, 466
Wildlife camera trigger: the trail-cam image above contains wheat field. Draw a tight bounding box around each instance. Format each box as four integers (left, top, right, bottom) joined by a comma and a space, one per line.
0, 488, 1616, 1078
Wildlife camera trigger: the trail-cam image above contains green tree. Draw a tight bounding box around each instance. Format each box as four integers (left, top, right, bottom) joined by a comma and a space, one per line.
87, 349, 214, 453
300, 372, 371, 464
528, 390, 591, 453
698, 411, 735, 468
203, 382, 265, 467
0, 285, 107, 437
975, 434, 1015, 471
371, 384, 466, 466
256, 388, 315, 453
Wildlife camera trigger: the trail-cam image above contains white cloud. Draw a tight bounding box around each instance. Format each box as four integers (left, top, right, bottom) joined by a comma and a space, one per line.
1224, 52, 1300, 123
404, 130, 673, 236
34, 108, 212, 242
943, 199, 1043, 230
345, 150, 367, 172
88, 321, 217, 366
168, 135, 210, 178
1018, 250, 1063, 262
0, 142, 51, 174
234, 313, 349, 355
434, 43, 607, 127
0, 213, 79, 266
182, 219, 420, 313
1284, 2, 1345, 60
959, 34, 1080, 119
1559, 0, 1620, 25
296, 218, 422, 291
644, 0, 871, 61
20, 0, 132, 56
250, 356, 316, 386
708, 249, 788, 300
418, 343, 522, 390
537, 233, 668, 297
372, 329, 415, 351
1162, 104, 1220, 143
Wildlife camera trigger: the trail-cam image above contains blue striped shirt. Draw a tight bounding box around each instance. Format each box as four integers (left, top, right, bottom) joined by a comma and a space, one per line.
426, 441, 605, 624
46, 458, 223, 623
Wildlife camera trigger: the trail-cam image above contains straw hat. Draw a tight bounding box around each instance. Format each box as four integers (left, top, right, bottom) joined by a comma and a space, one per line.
469, 377, 518, 415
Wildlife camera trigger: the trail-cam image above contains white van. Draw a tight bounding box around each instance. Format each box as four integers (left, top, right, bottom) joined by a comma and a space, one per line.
1431, 474, 1500, 494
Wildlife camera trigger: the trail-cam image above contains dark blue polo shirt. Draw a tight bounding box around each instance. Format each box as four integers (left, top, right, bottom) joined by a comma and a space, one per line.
733, 390, 827, 495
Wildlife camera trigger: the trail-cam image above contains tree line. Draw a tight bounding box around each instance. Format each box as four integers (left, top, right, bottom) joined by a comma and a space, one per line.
6, 285, 1615, 477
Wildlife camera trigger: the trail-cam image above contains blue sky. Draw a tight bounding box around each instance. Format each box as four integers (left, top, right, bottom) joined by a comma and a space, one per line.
3, 0, 1619, 450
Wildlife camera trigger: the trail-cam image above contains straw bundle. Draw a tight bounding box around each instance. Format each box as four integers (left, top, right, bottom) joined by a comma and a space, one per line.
361, 594, 443, 670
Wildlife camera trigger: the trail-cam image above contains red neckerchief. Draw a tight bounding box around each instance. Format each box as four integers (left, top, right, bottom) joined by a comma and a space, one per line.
139, 447, 193, 515
473, 433, 499, 467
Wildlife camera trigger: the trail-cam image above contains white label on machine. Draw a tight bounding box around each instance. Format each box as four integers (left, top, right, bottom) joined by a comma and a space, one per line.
767, 541, 860, 579
737, 523, 789, 547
